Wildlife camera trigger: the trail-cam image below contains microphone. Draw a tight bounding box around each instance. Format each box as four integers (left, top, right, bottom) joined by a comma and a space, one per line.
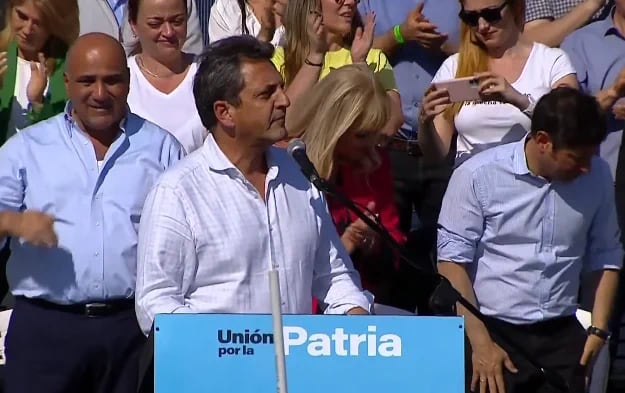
286, 139, 322, 185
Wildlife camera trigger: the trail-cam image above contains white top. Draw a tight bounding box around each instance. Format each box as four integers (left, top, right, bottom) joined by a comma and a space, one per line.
432, 43, 576, 165
208, 0, 285, 47
8, 57, 50, 133
127, 56, 207, 154
135, 134, 372, 334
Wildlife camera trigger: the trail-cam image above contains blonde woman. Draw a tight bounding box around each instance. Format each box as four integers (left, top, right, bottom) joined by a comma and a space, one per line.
289, 64, 406, 306
0, 0, 78, 144
420, 0, 578, 166
274, 0, 403, 138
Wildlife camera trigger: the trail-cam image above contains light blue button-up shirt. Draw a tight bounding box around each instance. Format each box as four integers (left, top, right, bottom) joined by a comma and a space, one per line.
107, 0, 127, 27
438, 139, 623, 324
0, 104, 183, 304
561, 8, 625, 179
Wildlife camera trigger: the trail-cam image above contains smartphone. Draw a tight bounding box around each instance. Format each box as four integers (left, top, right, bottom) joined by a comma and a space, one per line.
433, 76, 481, 103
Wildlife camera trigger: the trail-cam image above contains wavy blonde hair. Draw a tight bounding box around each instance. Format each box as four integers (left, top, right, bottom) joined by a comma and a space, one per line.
445, 0, 525, 119
288, 64, 390, 179
0, 0, 78, 74
281, 0, 362, 85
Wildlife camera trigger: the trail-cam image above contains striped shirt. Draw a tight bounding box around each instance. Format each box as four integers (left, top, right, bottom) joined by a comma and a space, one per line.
437, 138, 623, 324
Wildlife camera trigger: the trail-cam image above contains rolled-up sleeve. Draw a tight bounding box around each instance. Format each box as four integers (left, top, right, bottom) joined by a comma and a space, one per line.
584, 164, 624, 272
136, 184, 197, 335
0, 134, 26, 246
437, 167, 485, 264
311, 192, 372, 314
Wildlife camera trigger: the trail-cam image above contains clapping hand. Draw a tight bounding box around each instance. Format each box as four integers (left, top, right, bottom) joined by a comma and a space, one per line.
400, 3, 447, 49
27, 52, 48, 107
351, 12, 376, 64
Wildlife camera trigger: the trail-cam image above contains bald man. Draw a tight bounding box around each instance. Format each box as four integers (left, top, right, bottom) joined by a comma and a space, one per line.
0, 33, 183, 393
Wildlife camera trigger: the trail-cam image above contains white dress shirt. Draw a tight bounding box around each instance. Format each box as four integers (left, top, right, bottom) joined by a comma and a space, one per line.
135, 134, 371, 334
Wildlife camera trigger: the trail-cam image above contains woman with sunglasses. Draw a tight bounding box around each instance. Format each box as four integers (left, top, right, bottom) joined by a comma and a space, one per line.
418, 0, 578, 166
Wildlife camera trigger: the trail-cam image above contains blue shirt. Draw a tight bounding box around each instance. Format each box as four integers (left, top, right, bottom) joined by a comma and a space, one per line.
438, 139, 623, 324
0, 104, 183, 304
107, 0, 127, 27
358, 0, 461, 139
561, 8, 625, 179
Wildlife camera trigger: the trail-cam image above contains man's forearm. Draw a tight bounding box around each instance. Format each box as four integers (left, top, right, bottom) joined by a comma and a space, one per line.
438, 261, 492, 347
372, 28, 401, 57
524, 1, 600, 47
590, 269, 620, 330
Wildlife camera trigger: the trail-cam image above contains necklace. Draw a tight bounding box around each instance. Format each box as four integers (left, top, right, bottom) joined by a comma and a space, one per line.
136, 55, 172, 79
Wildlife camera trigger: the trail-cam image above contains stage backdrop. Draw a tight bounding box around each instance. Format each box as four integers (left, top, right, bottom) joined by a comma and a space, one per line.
154, 314, 465, 393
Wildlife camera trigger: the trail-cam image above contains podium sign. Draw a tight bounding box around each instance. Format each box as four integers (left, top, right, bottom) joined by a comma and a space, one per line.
154, 314, 465, 392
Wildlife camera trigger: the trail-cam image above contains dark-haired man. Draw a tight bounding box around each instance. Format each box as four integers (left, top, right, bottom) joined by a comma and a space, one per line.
135, 36, 371, 334
436, 87, 622, 393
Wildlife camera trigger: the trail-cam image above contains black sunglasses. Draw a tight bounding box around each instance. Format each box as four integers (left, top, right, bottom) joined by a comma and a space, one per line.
459, 1, 508, 27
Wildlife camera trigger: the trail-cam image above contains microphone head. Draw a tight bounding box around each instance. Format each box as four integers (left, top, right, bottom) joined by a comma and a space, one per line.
286, 138, 306, 157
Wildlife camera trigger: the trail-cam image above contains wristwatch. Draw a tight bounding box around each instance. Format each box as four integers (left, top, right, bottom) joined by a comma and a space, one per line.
587, 325, 611, 340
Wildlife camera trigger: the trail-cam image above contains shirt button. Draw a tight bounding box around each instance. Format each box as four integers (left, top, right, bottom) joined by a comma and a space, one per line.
95, 222, 100, 227
94, 252, 99, 256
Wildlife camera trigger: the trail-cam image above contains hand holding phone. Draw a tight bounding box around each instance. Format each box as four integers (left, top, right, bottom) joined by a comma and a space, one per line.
433, 76, 480, 103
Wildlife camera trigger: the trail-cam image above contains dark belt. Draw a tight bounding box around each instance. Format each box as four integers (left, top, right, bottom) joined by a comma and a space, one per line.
386, 137, 422, 156
17, 296, 135, 317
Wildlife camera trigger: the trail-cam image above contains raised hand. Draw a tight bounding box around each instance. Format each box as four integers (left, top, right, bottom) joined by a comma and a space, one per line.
307, 11, 328, 57
258, 0, 277, 42
27, 52, 48, 106
351, 12, 376, 64
400, 3, 447, 49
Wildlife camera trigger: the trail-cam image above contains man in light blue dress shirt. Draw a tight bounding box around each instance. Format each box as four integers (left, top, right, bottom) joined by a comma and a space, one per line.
0, 33, 183, 393
437, 88, 622, 393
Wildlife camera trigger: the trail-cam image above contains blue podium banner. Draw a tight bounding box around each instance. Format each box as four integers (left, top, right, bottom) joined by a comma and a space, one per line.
155, 314, 465, 393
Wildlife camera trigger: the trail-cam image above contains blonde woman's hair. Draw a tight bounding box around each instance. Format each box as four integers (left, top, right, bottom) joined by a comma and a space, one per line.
288, 63, 390, 179
281, 0, 363, 85
445, 0, 525, 120
0, 0, 79, 74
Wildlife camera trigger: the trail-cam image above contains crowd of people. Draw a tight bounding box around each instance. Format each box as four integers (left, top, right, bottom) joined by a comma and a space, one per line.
0, 0, 623, 392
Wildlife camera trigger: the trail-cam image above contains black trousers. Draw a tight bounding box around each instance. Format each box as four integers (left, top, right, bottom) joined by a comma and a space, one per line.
386, 149, 453, 313
5, 297, 146, 393
465, 316, 587, 393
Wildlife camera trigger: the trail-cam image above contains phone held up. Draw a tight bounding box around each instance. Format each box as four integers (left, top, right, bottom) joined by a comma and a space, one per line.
433, 76, 481, 103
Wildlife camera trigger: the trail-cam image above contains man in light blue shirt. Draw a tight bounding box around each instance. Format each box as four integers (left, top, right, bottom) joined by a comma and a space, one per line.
437, 88, 622, 393
0, 33, 183, 393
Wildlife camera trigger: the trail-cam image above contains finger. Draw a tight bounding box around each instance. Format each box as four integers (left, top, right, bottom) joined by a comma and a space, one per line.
470, 369, 478, 392
495, 370, 506, 393
413, 2, 424, 17
415, 21, 440, 32
579, 348, 590, 366
487, 375, 499, 393
474, 71, 494, 79
479, 376, 487, 393
38, 52, 46, 66
0, 65, 7, 76
366, 201, 376, 212
426, 97, 452, 110
503, 355, 518, 373
418, 32, 446, 41
354, 26, 363, 40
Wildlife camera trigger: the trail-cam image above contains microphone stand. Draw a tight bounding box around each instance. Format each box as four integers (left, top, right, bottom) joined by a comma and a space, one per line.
311, 177, 569, 393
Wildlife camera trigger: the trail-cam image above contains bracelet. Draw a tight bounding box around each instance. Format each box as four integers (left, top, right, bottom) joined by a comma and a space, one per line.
304, 58, 323, 67
587, 325, 611, 341
393, 24, 405, 45
521, 95, 536, 118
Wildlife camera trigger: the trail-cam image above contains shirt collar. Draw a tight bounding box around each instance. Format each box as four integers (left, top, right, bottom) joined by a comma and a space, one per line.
202, 133, 280, 179
604, 7, 625, 38
63, 101, 129, 136
512, 138, 531, 176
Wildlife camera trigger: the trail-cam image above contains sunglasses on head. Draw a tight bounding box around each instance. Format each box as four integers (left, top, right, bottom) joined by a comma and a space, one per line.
459, 1, 508, 27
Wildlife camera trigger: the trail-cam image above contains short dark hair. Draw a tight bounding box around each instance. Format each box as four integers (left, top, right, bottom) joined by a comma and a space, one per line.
531, 87, 607, 149
193, 35, 275, 130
